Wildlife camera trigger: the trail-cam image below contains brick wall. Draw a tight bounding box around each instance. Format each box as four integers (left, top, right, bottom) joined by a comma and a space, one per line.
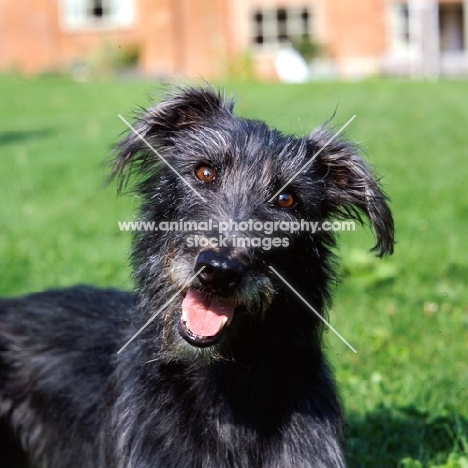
0, 0, 426, 79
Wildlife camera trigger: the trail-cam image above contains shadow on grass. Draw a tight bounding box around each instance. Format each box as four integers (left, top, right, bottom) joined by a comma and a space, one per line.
0, 129, 54, 145
346, 405, 468, 467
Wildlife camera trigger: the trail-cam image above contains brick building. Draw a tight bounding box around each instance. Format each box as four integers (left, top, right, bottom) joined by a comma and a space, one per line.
0, 0, 467, 79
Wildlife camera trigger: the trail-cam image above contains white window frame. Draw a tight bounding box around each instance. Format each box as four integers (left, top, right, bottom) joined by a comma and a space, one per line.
60, 0, 135, 30
389, 2, 412, 54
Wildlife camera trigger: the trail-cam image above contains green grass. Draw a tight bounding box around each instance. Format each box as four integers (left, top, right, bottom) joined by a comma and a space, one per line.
1, 75, 467, 467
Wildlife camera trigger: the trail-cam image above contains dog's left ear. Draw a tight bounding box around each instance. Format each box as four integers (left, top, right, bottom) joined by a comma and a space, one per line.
308, 128, 394, 257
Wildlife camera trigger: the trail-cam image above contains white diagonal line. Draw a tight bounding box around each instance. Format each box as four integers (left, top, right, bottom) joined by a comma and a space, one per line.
117, 267, 206, 354
268, 266, 357, 353
268, 115, 356, 203
118, 114, 207, 202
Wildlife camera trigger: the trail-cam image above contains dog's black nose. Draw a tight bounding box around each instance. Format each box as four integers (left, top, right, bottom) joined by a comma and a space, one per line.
195, 251, 245, 293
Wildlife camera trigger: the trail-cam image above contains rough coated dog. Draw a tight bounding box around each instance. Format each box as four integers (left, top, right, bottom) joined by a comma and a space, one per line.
0, 87, 394, 467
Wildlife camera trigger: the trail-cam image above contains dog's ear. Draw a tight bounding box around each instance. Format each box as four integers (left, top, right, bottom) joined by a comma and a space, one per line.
111, 87, 233, 189
309, 128, 394, 257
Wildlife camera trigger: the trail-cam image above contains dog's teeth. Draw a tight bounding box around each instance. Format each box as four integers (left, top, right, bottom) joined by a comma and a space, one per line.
181, 309, 187, 322
218, 316, 228, 332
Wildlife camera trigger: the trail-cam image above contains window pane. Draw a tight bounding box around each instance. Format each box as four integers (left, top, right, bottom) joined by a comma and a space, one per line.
250, 5, 313, 47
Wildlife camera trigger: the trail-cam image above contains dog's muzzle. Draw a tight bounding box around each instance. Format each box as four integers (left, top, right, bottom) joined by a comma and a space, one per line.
179, 251, 245, 348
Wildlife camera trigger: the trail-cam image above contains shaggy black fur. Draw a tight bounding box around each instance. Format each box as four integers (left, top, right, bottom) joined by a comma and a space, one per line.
0, 86, 394, 468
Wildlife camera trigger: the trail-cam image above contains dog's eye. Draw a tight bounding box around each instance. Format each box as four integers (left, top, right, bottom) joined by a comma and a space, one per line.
276, 192, 295, 209
195, 165, 216, 183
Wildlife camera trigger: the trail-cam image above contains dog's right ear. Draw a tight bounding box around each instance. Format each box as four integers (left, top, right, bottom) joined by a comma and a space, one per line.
111, 87, 233, 189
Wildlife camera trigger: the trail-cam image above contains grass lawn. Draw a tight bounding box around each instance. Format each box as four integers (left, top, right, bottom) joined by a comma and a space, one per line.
1, 75, 467, 467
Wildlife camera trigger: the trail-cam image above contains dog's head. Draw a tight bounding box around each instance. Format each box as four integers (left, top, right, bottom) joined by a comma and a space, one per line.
113, 86, 394, 360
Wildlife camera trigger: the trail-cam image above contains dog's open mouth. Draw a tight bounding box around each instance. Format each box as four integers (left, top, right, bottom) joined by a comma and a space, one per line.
178, 289, 234, 348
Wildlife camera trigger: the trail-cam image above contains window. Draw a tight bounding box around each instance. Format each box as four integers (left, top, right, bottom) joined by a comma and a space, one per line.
61, 0, 135, 29
396, 3, 410, 44
439, 3, 465, 52
251, 6, 312, 48
389, 2, 412, 54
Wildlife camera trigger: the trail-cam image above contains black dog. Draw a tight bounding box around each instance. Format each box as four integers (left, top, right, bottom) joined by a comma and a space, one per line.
0, 87, 394, 467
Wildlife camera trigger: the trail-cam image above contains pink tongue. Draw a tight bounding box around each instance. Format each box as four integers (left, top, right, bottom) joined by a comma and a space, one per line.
182, 289, 234, 337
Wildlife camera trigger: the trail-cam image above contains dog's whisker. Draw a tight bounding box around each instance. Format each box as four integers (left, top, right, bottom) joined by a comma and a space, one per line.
141, 358, 160, 366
